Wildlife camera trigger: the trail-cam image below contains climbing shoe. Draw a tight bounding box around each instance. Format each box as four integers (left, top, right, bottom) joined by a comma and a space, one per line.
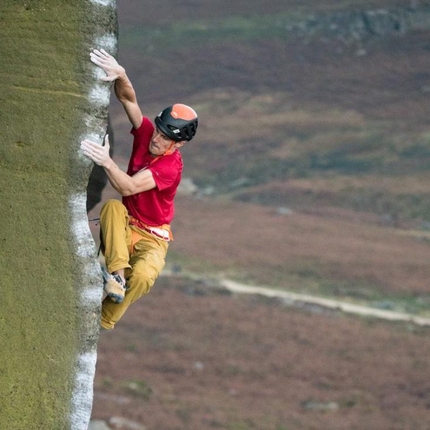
102, 268, 127, 304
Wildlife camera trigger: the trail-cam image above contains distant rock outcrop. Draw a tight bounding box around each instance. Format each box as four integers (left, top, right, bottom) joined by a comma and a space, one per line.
282, 5, 430, 45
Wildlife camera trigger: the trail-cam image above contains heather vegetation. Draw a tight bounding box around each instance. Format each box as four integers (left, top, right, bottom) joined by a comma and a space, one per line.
90, 1, 430, 428
94, 0, 430, 306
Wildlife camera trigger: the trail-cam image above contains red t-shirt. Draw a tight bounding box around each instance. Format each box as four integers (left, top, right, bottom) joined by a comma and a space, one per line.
122, 117, 183, 226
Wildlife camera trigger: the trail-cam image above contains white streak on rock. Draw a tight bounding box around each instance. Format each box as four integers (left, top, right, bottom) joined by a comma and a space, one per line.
70, 352, 98, 430
93, 67, 108, 81
69, 11, 117, 428
90, 0, 115, 7
69, 192, 102, 429
83, 113, 106, 130
95, 34, 117, 53
81, 285, 103, 304
69, 193, 98, 259
81, 132, 104, 144
89, 85, 110, 107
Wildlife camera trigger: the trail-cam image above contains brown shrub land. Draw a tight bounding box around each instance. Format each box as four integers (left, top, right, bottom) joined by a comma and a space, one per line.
93, 277, 430, 430
90, 0, 430, 428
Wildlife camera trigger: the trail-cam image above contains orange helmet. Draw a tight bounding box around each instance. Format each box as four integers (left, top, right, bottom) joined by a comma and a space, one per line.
155, 104, 198, 142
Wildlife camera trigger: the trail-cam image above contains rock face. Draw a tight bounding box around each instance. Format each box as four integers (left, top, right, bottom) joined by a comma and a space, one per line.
0, 1, 117, 429
87, 119, 115, 212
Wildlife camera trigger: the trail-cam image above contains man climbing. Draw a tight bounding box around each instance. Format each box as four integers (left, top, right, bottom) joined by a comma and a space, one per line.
81, 49, 198, 330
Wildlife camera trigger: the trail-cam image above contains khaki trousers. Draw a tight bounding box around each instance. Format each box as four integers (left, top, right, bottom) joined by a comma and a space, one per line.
100, 199, 168, 329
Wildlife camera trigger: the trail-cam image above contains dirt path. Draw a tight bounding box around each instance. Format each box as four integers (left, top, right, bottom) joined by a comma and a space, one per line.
219, 279, 430, 326
162, 271, 430, 326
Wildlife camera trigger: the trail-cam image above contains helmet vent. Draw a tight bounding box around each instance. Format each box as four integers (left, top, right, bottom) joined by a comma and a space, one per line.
155, 104, 198, 142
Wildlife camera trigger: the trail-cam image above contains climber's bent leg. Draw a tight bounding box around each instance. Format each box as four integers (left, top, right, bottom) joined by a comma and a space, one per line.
101, 230, 168, 329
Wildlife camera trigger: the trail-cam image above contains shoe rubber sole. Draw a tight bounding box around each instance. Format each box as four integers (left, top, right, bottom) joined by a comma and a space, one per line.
101, 267, 126, 304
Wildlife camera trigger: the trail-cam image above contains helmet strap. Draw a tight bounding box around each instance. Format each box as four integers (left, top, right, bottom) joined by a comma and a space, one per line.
164, 141, 177, 156
149, 141, 178, 165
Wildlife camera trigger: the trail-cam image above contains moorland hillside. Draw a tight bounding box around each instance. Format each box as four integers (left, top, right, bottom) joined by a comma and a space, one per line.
90, 3, 430, 429
91, 0, 430, 312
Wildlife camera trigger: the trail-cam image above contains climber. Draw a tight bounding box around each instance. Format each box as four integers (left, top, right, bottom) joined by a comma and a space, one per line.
80, 49, 198, 330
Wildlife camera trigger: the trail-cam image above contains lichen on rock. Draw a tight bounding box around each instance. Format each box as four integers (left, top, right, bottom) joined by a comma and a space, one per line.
0, 1, 117, 429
